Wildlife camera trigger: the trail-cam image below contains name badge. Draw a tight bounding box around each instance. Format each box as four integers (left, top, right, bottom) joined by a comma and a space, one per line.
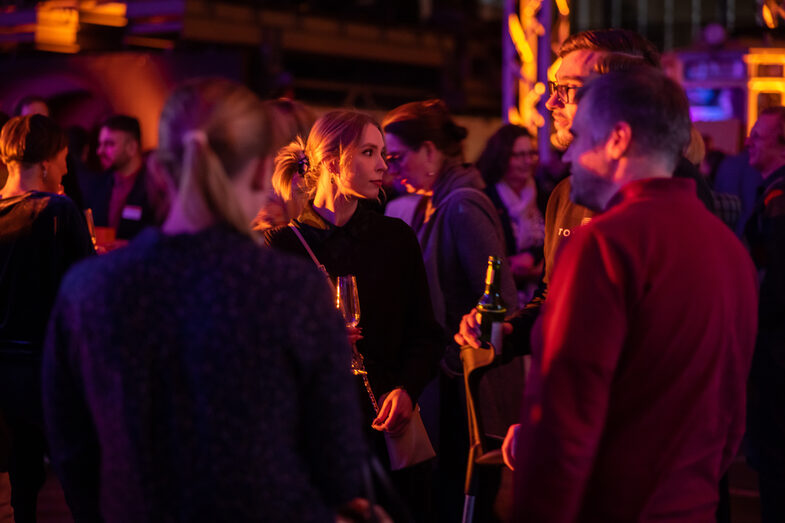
122, 205, 143, 221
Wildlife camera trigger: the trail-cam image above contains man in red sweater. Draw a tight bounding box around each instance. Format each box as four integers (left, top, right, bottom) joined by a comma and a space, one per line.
506, 68, 758, 521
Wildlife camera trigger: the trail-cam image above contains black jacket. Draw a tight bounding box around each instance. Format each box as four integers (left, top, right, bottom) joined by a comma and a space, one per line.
265, 203, 444, 405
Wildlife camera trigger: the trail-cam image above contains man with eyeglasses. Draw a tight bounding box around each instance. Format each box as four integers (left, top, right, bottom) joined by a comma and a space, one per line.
456, 29, 662, 350
454, 28, 730, 519
456, 29, 716, 350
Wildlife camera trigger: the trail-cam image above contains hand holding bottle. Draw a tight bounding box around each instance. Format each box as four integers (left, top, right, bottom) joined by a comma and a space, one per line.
454, 307, 513, 348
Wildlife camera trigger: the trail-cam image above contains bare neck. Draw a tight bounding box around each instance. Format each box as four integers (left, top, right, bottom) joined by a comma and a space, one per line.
312, 184, 358, 227
116, 155, 143, 178
1, 166, 44, 198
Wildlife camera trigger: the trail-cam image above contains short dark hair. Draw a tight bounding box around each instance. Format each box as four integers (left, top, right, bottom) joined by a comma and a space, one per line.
476, 124, 533, 186
13, 95, 49, 117
0, 114, 67, 166
101, 114, 141, 144
382, 99, 467, 159
759, 106, 785, 145
577, 68, 690, 169
559, 29, 661, 68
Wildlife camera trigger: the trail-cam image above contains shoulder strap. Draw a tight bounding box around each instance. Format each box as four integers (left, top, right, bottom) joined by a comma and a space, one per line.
288, 224, 332, 282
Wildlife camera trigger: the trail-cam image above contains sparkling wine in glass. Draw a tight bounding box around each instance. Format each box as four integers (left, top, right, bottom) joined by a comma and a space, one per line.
336, 275, 361, 328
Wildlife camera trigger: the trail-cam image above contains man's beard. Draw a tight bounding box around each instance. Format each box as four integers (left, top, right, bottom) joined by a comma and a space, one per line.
551, 130, 573, 151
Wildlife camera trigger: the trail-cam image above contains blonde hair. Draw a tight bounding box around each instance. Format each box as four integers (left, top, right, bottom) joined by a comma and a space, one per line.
273, 110, 381, 201
155, 78, 276, 236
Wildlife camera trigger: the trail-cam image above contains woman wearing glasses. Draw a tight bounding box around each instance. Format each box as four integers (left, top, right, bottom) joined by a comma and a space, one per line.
476, 124, 546, 303
383, 99, 517, 521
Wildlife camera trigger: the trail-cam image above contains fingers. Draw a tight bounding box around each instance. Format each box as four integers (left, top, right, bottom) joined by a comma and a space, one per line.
503, 322, 513, 335
455, 308, 482, 348
372, 390, 413, 434
346, 326, 364, 345
502, 423, 520, 470
372, 394, 392, 430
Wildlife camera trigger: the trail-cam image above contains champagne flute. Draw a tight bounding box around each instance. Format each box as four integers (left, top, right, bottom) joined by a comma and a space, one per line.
336, 275, 361, 328
336, 275, 379, 412
84, 208, 97, 247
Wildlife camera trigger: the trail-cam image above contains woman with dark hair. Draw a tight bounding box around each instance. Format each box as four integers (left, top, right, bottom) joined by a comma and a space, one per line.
42, 79, 365, 522
383, 99, 519, 521
475, 124, 546, 302
0, 114, 94, 523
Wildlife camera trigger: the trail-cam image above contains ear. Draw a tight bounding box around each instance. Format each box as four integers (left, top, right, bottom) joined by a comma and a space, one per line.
420, 140, 437, 162
126, 137, 140, 157
605, 121, 632, 160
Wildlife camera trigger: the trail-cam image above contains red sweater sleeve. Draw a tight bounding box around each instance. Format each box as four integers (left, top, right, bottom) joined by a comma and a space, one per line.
514, 226, 628, 522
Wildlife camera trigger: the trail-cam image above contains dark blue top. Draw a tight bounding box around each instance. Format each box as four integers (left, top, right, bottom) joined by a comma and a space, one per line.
43, 225, 365, 523
0, 191, 93, 356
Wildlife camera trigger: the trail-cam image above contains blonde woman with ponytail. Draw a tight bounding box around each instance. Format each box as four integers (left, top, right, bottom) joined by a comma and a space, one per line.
265, 110, 443, 522
41, 79, 366, 522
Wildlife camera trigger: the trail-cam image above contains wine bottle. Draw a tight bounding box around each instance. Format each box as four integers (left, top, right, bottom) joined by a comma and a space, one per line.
477, 256, 507, 355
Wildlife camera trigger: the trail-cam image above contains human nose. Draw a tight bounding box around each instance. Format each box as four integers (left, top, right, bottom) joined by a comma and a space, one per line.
545, 90, 562, 111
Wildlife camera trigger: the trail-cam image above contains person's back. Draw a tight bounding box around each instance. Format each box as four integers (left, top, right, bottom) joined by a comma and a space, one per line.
43, 78, 365, 523
0, 192, 91, 351
45, 226, 361, 522
559, 180, 757, 520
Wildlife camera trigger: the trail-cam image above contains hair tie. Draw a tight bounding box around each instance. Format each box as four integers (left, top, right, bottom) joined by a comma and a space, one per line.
183, 129, 209, 146
296, 155, 310, 175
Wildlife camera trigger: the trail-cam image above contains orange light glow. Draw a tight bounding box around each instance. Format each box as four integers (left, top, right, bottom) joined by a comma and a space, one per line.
763, 4, 777, 29
555, 0, 570, 16
508, 14, 534, 63
36, 3, 78, 53
79, 1, 126, 27
744, 50, 785, 133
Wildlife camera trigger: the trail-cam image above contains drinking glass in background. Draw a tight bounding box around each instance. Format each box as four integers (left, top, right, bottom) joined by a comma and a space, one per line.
84, 208, 96, 247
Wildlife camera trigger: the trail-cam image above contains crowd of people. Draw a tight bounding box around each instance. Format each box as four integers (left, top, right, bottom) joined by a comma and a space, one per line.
0, 26, 781, 523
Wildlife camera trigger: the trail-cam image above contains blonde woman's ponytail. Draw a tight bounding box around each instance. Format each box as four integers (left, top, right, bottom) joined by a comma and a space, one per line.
273, 136, 310, 201
179, 130, 252, 236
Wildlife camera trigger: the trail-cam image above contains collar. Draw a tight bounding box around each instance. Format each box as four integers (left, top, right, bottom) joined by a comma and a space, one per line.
112, 164, 143, 185
605, 177, 696, 211
293, 201, 375, 241
760, 164, 785, 195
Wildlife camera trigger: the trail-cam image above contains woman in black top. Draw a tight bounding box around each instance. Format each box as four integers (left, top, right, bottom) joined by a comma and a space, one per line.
0, 114, 94, 523
265, 110, 443, 522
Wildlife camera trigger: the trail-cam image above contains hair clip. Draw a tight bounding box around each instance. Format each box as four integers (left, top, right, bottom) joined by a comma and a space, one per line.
296, 156, 310, 175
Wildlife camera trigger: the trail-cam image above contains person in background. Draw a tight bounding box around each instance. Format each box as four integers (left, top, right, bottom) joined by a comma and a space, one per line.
509, 66, 758, 523
0, 114, 94, 523
383, 99, 518, 522
83, 115, 156, 241
43, 78, 366, 523
714, 150, 763, 238
265, 110, 443, 522
476, 124, 546, 303
13, 96, 49, 118
253, 98, 317, 231
743, 106, 785, 523
0, 112, 9, 190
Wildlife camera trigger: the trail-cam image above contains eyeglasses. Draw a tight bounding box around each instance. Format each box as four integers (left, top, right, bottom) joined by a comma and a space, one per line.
548, 81, 580, 104
385, 152, 404, 166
